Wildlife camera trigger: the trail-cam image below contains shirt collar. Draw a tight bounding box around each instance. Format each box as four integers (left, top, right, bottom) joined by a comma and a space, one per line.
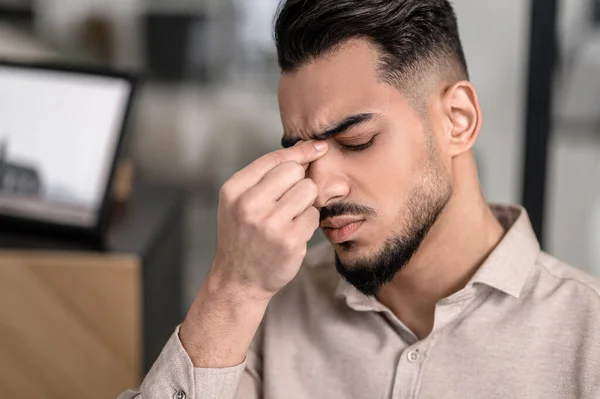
334, 204, 541, 309
467, 204, 540, 298
335, 279, 388, 312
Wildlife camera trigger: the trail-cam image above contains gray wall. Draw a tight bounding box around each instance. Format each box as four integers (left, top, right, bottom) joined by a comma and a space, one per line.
453, 1, 530, 205
31, 0, 600, 277
454, 0, 600, 276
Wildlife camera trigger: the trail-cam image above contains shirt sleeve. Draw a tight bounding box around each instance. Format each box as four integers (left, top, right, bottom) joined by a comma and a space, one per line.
118, 326, 260, 399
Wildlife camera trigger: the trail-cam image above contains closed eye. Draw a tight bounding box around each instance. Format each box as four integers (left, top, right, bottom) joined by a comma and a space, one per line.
340, 135, 377, 152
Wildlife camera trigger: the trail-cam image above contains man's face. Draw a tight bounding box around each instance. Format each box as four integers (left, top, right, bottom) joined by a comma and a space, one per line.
278, 40, 453, 296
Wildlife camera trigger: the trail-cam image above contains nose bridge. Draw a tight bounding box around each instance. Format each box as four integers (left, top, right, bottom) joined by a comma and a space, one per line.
307, 153, 350, 208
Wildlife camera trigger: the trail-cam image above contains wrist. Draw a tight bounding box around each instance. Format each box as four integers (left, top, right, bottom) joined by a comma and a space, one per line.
204, 265, 276, 304
179, 272, 271, 368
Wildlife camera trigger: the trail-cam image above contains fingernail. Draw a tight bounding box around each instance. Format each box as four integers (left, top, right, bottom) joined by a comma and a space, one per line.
313, 141, 328, 153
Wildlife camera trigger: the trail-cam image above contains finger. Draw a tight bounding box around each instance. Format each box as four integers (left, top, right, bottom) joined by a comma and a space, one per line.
227, 140, 328, 198
291, 206, 321, 243
270, 178, 318, 221
244, 161, 306, 205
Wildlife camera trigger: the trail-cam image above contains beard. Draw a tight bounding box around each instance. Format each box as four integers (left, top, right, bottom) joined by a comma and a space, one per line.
328, 143, 452, 297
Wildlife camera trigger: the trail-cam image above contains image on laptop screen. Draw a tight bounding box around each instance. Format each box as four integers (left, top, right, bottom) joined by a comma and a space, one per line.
0, 64, 133, 229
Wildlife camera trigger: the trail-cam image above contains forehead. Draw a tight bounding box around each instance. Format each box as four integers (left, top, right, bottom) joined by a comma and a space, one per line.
278, 39, 413, 136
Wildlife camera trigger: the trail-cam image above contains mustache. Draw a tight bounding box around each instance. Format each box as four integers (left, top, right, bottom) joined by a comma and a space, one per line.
319, 202, 376, 222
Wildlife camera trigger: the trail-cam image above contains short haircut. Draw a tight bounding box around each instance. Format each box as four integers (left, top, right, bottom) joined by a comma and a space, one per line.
274, 0, 469, 91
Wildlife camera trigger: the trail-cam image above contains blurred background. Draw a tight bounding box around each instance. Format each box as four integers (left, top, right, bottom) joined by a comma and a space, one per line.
0, 0, 599, 396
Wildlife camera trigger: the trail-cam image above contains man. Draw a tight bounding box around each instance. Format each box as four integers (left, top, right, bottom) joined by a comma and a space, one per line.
122, 0, 600, 398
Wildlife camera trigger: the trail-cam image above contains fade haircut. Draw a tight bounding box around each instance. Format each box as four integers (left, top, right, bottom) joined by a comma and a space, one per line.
274, 0, 469, 95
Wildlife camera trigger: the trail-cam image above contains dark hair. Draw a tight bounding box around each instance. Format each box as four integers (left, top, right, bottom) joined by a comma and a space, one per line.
274, 0, 469, 88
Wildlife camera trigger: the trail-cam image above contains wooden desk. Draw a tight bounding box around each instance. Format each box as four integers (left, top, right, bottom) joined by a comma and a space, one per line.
0, 180, 185, 398
0, 252, 140, 398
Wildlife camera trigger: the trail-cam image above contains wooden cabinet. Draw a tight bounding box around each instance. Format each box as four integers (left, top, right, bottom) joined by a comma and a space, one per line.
0, 252, 141, 398
0, 180, 185, 398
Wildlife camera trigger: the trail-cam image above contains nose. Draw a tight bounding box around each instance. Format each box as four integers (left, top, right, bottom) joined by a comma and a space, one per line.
306, 153, 350, 209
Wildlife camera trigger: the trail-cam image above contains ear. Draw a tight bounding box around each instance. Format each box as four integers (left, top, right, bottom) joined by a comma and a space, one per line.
441, 81, 482, 157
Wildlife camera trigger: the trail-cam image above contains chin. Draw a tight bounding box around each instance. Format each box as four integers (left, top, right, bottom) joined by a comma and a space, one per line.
334, 239, 377, 258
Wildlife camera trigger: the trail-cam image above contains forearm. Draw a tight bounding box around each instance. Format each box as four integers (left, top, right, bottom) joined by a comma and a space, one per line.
119, 324, 251, 399
179, 272, 270, 368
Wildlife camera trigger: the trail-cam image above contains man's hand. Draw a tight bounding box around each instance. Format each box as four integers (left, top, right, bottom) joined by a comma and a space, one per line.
180, 140, 328, 368
210, 139, 328, 298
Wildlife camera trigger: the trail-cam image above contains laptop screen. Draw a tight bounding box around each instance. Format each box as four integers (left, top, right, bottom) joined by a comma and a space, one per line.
0, 64, 133, 229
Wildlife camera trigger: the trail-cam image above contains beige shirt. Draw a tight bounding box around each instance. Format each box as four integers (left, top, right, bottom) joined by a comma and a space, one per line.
121, 205, 600, 399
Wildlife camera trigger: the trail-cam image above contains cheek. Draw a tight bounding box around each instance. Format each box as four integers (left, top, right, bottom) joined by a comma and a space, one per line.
366, 133, 423, 193
345, 135, 424, 218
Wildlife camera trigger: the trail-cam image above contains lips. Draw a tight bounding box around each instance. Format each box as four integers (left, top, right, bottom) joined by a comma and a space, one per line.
321, 216, 365, 229
321, 217, 365, 243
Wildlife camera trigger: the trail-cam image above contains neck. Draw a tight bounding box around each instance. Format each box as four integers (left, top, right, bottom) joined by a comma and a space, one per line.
377, 152, 505, 339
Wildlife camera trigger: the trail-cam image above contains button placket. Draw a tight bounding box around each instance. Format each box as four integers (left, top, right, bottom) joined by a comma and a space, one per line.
391, 346, 425, 398
407, 349, 421, 363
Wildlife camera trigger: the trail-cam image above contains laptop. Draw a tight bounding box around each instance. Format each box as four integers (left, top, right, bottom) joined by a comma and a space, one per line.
0, 60, 137, 250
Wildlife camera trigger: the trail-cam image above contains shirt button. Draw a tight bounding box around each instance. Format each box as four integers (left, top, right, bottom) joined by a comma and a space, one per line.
407, 350, 421, 363
174, 391, 186, 399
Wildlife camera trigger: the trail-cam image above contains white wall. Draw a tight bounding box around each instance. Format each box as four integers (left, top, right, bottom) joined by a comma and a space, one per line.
547, 6, 600, 276
452, 1, 530, 204
30, 0, 600, 274
33, 0, 144, 70
558, 0, 594, 63
453, 0, 600, 276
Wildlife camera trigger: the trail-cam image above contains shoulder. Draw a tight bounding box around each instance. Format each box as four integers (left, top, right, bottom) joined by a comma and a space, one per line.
530, 252, 600, 316
535, 251, 600, 298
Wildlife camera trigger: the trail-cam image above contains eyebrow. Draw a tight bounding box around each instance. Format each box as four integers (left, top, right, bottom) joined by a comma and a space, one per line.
281, 113, 377, 148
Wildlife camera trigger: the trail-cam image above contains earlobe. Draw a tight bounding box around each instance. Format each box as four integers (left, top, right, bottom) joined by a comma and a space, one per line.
443, 81, 482, 157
